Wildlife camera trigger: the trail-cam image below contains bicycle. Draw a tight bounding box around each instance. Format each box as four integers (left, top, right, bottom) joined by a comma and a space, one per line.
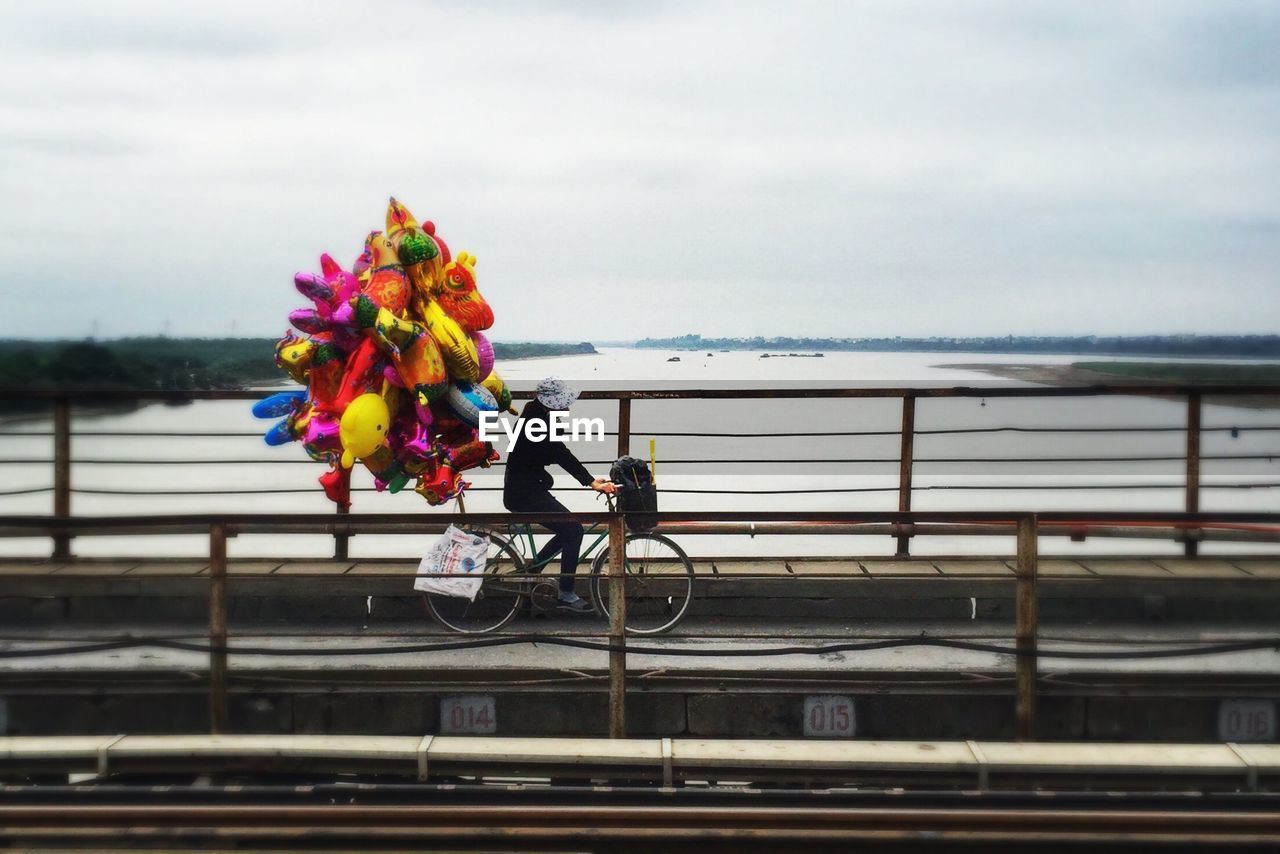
422, 495, 694, 636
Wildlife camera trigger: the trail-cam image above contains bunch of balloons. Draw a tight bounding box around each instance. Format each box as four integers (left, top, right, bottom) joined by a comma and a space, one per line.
251, 197, 516, 508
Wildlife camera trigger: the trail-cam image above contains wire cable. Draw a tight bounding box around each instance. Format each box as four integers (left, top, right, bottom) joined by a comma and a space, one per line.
635, 425, 1280, 438
0, 634, 1277, 661
2, 425, 1273, 439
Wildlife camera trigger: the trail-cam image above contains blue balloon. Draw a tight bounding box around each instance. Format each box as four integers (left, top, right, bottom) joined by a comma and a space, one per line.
446, 381, 498, 428
252, 390, 307, 419
263, 417, 295, 446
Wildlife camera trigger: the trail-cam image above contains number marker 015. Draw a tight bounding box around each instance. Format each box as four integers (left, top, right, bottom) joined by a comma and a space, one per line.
803, 695, 855, 738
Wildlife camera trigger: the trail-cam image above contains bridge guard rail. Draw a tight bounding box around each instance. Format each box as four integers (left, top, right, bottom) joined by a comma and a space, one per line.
3, 510, 1280, 740
5, 383, 1279, 559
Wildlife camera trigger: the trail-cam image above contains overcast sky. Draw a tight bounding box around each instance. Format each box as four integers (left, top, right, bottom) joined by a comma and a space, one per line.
1, 0, 1277, 340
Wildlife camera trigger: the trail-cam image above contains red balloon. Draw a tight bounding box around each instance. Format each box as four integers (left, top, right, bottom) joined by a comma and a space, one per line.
324, 337, 383, 415
318, 465, 351, 509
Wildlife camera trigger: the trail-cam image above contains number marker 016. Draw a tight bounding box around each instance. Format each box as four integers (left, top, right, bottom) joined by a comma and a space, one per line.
1218, 699, 1276, 743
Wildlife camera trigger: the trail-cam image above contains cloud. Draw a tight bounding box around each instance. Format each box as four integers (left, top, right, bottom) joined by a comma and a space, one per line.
0, 0, 1277, 339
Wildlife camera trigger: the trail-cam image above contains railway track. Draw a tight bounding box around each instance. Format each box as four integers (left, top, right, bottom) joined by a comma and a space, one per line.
4, 784, 1280, 851
5, 735, 1280, 849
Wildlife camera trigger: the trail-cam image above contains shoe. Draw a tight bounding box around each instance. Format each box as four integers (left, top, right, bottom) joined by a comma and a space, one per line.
557, 592, 593, 613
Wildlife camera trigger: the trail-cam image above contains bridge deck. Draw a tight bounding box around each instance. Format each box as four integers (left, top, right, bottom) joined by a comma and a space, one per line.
4, 556, 1276, 577
2, 555, 1276, 599
4, 554, 1279, 739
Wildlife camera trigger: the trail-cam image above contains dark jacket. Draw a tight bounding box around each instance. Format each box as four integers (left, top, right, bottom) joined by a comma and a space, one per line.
503, 399, 593, 497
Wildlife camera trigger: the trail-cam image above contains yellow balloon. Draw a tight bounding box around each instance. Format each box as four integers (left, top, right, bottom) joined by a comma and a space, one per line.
275, 335, 315, 385
481, 370, 515, 413
422, 299, 481, 381
338, 393, 390, 469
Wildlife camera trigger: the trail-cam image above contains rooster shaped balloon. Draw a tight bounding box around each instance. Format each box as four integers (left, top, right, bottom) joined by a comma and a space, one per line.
252, 197, 515, 507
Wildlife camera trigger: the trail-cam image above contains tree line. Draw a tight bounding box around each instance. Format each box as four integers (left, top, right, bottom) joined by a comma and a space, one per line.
635, 334, 1280, 357
0, 338, 598, 393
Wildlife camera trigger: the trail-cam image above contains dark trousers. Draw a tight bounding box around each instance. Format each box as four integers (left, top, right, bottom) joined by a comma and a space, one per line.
503, 489, 584, 594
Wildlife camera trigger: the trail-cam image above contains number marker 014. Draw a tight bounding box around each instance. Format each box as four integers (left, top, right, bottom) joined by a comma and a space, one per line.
440, 695, 497, 735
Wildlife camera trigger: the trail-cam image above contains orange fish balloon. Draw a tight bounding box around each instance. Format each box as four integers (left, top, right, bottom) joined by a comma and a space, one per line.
435, 251, 494, 332
359, 232, 411, 314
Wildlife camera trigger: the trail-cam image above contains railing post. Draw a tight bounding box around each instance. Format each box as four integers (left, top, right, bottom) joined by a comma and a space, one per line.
1015, 514, 1038, 741
334, 503, 350, 560
608, 512, 627, 738
1185, 392, 1202, 558
209, 522, 229, 734
52, 396, 71, 560
895, 394, 916, 556
617, 397, 631, 458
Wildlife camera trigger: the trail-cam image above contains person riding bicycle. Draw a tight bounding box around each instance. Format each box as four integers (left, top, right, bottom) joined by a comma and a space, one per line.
503, 376, 616, 613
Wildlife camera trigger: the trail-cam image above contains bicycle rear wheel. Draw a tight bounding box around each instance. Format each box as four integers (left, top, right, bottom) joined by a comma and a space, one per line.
590, 532, 694, 635
423, 529, 527, 634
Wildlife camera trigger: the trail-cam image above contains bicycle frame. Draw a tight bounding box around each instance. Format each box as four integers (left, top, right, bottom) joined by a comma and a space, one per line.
507, 521, 611, 570
433, 497, 694, 634
503, 494, 618, 569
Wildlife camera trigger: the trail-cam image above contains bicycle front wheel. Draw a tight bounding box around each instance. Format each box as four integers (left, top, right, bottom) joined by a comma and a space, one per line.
590, 532, 694, 635
423, 529, 527, 634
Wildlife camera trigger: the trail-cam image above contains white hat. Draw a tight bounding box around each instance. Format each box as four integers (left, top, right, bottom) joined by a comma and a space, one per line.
536, 376, 579, 410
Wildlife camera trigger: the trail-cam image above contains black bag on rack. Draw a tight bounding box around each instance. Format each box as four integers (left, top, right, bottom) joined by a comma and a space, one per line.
610, 455, 658, 531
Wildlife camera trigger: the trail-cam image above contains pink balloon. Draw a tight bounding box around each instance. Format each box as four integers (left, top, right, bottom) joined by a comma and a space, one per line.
382, 364, 405, 388
289, 308, 329, 335
473, 332, 495, 380
294, 272, 332, 303
302, 412, 340, 455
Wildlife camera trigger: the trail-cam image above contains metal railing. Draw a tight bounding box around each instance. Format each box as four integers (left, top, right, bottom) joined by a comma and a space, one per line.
2, 385, 1279, 741
3, 383, 1280, 560
3, 508, 1280, 742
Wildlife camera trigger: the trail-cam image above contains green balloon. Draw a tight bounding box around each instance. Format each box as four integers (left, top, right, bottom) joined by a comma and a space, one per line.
398, 232, 439, 265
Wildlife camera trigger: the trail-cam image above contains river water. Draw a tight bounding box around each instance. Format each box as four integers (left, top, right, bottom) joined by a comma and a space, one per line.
2, 349, 1276, 559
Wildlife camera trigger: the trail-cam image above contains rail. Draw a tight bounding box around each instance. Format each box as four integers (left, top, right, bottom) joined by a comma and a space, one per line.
3, 509, 1280, 742
5, 735, 1280, 848
3, 384, 1280, 560
2, 733, 1279, 790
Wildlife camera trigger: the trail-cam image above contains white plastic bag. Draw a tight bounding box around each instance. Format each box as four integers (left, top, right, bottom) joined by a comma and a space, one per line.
413, 525, 489, 601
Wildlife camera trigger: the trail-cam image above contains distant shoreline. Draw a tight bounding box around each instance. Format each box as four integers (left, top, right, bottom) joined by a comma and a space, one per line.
634, 335, 1280, 359
940, 361, 1280, 409
500, 351, 600, 362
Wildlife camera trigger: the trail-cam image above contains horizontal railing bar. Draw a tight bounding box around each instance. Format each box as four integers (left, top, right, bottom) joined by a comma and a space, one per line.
179, 527, 1280, 544
4, 481, 1273, 498
4, 384, 1280, 402
6, 522, 1274, 542
652, 523, 1280, 542
0, 524, 222, 537
655, 482, 1280, 494
0, 510, 1277, 529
